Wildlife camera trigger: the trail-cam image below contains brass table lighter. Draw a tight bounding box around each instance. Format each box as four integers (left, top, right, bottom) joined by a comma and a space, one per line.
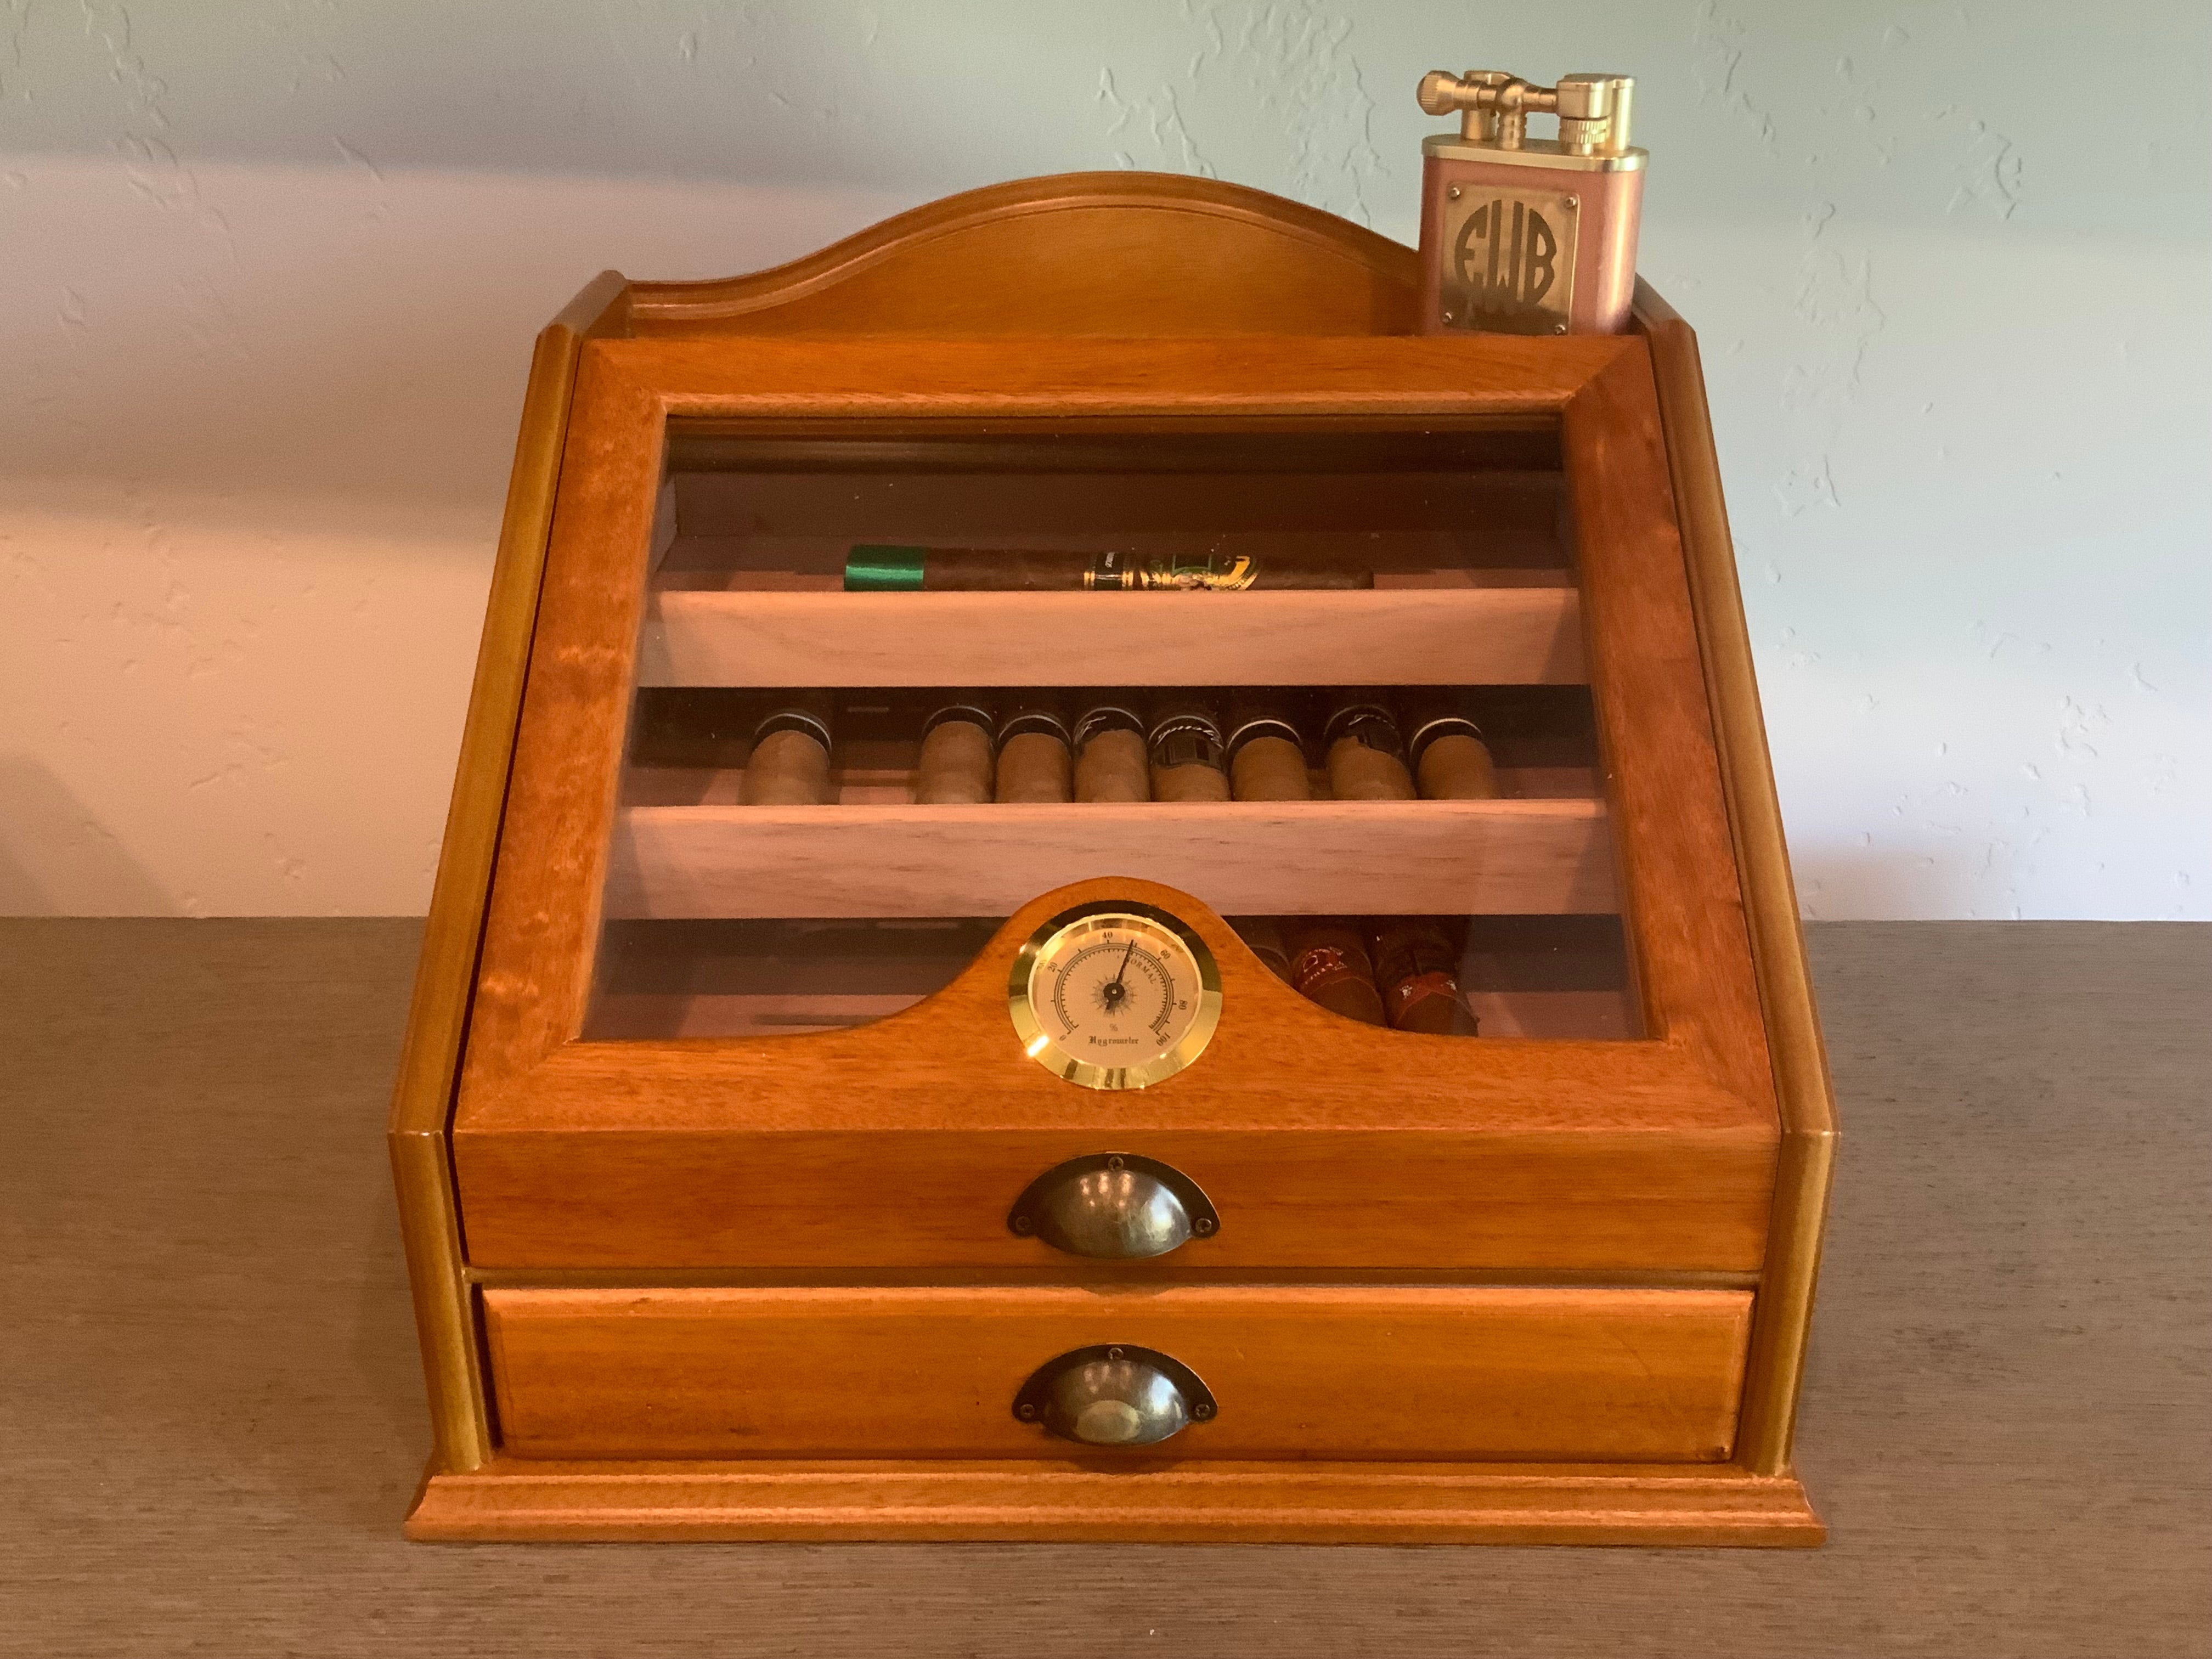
1415, 69, 1646, 336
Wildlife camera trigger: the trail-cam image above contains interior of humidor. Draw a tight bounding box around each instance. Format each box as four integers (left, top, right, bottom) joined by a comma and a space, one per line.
641, 588, 1582, 689
611, 685, 1613, 921
643, 427, 1578, 687
627, 684, 1599, 800
654, 423, 1569, 588
585, 915, 1639, 1041
579, 417, 1642, 1042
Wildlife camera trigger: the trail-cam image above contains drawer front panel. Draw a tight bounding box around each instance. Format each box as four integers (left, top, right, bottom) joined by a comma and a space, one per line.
455, 1129, 1774, 1273
484, 1285, 1752, 1462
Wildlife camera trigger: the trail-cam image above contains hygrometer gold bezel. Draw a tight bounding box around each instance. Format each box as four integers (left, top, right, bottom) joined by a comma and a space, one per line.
1007, 900, 1223, 1091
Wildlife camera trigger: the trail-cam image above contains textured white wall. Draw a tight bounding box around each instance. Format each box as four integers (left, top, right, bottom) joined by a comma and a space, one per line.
3, 1, 2205, 917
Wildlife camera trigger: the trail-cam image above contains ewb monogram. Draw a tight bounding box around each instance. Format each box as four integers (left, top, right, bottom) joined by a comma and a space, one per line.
1452, 198, 1560, 311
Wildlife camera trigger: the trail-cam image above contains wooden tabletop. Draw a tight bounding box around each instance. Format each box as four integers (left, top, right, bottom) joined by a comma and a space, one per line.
2, 917, 2204, 1657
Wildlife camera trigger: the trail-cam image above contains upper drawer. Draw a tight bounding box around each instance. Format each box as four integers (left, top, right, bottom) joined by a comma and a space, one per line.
455, 1126, 1774, 1273
484, 1284, 1753, 1463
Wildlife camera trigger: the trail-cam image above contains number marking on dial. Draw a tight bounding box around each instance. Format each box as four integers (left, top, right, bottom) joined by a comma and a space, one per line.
1008, 903, 1222, 1090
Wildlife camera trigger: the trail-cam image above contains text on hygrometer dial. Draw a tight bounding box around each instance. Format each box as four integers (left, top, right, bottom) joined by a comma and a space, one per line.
1026, 921, 1203, 1066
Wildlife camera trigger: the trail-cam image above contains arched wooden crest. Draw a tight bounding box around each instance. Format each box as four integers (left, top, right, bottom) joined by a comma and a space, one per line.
619, 172, 1421, 337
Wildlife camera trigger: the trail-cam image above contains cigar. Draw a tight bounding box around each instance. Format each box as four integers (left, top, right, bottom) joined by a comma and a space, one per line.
1401, 690, 1500, 800
1147, 697, 1231, 803
994, 699, 1073, 803
1281, 919, 1387, 1025
916, 696, 995, 804
844, 545, 1372, 591
1225, 694, 1313, 802
738, 692, 835, 805
1235, 917, 1295, 984
1073, 699, 1150, 802
1367, 917, 1480, 1036
1322, 693, 1417, 800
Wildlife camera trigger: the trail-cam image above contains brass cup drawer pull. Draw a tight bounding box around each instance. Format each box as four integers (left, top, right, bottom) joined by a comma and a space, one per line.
1006, 1153, 1220, 1259
1013, 1345, 1217, 1448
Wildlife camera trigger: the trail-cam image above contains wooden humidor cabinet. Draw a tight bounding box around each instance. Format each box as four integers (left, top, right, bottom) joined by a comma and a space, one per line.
390, 173, 1836, 1544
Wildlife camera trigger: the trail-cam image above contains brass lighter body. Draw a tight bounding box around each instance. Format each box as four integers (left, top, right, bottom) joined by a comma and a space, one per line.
1414, 69, 1646, 336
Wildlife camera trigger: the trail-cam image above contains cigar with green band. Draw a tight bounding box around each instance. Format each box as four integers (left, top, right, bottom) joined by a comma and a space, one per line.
844, 545, 1371, 591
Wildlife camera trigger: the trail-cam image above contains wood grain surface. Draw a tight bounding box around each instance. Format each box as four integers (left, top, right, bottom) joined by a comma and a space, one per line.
638, 586, 1585, 687
464, 874, 1765, 1132
622, 171, 1421, 337
605, 798, 1615, 919
3, 918, 2203, 1653
1560, 349, 1777, 1120
406, 1459, 1823, 1546
483, 1285, 1752, 1462
1632, 286, 1840, 1477
455, 337, 1774, 1177
384, 270, 627, 1475
454, 1123, 1773, 1273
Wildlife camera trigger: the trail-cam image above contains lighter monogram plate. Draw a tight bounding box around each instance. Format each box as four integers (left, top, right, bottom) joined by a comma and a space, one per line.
1437, 186, 1579, 336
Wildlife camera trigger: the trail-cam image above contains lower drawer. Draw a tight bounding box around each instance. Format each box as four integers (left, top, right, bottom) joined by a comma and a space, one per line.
484, 1284, 1752, 1462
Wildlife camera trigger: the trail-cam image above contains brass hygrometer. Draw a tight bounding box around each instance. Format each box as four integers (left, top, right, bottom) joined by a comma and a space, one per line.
1008, 901, 1223, 1090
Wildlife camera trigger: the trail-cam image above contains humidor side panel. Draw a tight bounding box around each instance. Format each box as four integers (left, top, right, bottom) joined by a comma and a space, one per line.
1634, 283, 1839, 1481
387, 270, 627, 1476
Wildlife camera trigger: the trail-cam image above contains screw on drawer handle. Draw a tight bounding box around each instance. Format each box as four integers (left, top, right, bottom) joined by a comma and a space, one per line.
1006, 1153, 1219, 1260
1013, 1345, 1217, 1448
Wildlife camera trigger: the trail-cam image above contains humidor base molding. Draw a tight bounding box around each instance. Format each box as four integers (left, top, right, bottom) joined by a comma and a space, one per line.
407, 1459, 1824, 1547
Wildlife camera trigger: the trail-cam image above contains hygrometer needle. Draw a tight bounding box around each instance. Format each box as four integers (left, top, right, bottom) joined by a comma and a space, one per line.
1110, 939, 1138, 991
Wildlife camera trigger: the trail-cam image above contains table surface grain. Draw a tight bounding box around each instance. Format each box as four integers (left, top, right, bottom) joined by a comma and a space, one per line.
2, 918, 2205, 1659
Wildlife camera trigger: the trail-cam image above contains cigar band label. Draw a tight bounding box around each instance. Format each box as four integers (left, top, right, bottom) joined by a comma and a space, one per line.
844, 544, 928, 591
1139, 555, 1257, 591
1148, 714, 1224, 770
1407, 715, 1485, 764
999, 712, 1071, 744
1227, 716, 1301, 757
755, 710, 833, 747
1082, 551, 1138, 591
1390, 971, 1462, 1014
1074, 707, 1144, 743
1290, 946, 1360, 997
1324, 707, 1400, 750
922, 703, 994, 737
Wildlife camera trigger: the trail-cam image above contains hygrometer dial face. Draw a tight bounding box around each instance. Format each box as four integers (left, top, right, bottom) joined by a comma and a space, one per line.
1008, 902, 1222, 1090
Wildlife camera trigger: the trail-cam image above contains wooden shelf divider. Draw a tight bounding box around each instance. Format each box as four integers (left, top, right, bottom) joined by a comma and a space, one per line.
606, 798, 1615, 919
639, 588, 1585, 688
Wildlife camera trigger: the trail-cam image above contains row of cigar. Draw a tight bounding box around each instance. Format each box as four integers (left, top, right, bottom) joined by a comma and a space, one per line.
735, 689, 1502, 806
1242, 916, 1479, 1037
